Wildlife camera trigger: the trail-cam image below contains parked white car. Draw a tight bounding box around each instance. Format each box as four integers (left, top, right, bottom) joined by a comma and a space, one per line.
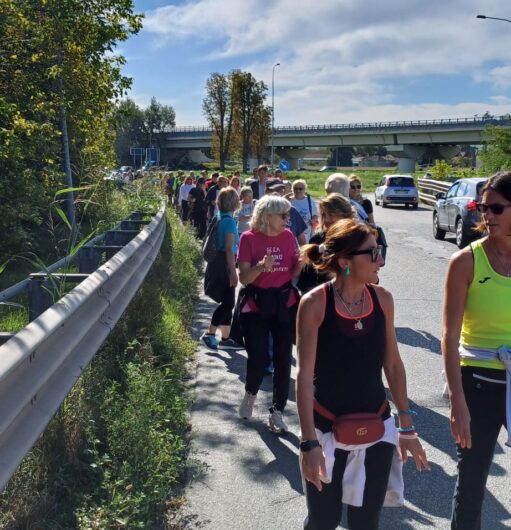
374, 174, 419, 208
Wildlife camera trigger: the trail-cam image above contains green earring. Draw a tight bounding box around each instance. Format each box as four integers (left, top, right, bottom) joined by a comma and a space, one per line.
345, 266, 350, 277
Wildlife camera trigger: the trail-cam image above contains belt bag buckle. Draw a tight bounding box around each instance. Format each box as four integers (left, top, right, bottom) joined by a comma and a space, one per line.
333, 412, 384, 445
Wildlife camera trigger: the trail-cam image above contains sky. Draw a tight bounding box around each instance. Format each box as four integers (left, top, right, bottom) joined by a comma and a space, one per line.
120, 0, 511, 127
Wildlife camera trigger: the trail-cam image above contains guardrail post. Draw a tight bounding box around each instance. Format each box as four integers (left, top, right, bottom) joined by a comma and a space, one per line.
28, 276, 54, 322
106, 230, 139, 246
120, 219, 151, 231
78, 247, 102, 274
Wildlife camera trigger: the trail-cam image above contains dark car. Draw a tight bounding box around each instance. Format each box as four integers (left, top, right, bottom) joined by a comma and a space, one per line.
433, 177, 487, 248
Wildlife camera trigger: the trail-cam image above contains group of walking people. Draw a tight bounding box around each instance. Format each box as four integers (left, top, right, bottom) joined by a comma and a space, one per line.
187, 166, 510, 529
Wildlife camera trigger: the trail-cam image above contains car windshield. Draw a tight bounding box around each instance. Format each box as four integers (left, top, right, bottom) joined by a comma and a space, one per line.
389, 177, 415, 187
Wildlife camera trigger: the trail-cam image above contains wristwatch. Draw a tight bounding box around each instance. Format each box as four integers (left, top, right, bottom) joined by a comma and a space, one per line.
299, 439, 320, 452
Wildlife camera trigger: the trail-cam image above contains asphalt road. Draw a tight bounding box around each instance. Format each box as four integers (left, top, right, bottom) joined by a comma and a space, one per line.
181, 197, 510, 530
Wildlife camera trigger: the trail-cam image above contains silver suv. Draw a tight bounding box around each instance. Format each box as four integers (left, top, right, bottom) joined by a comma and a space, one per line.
433, 177, 487, 248
374, 174, 419, 208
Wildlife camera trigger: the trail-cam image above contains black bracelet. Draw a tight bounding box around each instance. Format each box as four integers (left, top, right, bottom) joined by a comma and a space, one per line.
299, 439, 320, 452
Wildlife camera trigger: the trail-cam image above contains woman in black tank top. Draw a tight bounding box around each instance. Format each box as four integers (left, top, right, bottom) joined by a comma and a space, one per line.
296, 219, 429, 530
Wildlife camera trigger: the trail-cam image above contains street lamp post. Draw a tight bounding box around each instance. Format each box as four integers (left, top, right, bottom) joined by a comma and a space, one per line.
476, 14, 511, 24
271, 62, 280, 171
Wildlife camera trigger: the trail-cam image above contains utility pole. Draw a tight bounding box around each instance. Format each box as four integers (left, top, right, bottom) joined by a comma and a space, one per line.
271, 62, 280, 170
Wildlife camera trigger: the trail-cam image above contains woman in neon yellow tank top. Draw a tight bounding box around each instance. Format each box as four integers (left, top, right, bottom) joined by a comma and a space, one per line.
442, 171, 511, 530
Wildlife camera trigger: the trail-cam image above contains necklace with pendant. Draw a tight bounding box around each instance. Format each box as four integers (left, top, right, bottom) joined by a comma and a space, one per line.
332, 281, 365, 330
492, 248, 511, 277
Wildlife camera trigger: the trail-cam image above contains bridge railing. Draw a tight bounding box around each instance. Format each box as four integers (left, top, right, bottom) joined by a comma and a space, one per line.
167, 115, 511, 137
417, 178, 452, 206
0, 207, 166, 490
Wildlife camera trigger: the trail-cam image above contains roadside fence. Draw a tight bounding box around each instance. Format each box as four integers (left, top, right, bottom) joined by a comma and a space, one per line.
417, 178, 451, 206
0, 207, 166, 490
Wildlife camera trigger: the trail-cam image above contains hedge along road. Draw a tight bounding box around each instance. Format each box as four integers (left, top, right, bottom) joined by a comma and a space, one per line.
182, 196, 510, 530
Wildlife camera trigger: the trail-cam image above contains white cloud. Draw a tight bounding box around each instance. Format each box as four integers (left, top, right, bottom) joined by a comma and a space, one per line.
141, 0, 511, 125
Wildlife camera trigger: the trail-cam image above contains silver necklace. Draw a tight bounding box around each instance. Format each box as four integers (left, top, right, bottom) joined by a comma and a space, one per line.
492, 248, 511, 277
332, 281, 365, 330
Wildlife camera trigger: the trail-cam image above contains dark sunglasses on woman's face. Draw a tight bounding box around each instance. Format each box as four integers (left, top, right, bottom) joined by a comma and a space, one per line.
350, 185, 362, 190
349, 245, 383, 262
476, 203, 511, 215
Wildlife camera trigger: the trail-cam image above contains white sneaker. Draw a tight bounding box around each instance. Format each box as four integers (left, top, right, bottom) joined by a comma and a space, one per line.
268, 409, 288, 434
239, 392, 256, 419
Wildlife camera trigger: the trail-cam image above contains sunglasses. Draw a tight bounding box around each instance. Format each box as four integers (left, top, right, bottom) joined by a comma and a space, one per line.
350, 185, 362, 189
294, 187, 305, 191
476, 203, 511, 215
349, 245, 384, 262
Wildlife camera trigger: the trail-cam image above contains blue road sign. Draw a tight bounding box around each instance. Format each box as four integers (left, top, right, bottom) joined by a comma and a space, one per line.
130, 147, 145, 156
279, 160, 290, 171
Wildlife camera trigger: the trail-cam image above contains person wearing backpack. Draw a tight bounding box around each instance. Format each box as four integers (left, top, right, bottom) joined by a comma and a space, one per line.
290, 179, 319, 243
201, 187, 242, 352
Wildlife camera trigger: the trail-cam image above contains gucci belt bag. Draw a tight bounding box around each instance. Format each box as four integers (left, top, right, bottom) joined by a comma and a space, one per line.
313, 399, 388, 445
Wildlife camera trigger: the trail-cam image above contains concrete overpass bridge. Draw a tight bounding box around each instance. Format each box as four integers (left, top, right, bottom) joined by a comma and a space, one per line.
161, 115, 511, 172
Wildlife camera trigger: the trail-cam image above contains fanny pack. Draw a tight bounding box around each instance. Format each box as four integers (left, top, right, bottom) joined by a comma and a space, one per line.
314, 399, 388, 445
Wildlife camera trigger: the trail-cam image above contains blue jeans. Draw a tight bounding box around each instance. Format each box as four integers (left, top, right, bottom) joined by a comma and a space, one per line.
451, 367, 507, 530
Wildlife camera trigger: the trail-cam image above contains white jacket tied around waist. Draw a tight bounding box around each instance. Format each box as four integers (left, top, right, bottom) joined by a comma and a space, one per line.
312, 417, 404, 508
459, 344, 511, 447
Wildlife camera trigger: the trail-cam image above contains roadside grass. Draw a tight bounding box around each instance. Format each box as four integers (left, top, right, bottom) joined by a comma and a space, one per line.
0, 208, 202, 529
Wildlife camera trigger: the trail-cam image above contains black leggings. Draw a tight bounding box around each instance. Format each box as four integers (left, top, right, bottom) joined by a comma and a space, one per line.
211, 286, 235, 328
303, 441, 394, 530
241, 311, 294, 411
451, 367, 507, 530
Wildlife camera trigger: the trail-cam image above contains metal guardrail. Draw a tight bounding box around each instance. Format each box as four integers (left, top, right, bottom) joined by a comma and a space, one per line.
417, 178, 452, 206
0, 207, 166, 490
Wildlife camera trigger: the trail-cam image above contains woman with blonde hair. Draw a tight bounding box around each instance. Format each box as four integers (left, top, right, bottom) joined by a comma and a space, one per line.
349, 175, 375, 225
297, 219, 429, 529
298, 193, 355, 293
235, 195, 302, 433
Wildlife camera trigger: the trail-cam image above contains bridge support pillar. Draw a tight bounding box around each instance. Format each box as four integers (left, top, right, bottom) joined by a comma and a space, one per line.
386, 145, 427, 173
398, 158, 416, 173
279, 149, 309, 170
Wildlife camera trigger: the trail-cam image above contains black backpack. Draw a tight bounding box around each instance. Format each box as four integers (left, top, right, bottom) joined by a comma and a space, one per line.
202, 216, 219, 263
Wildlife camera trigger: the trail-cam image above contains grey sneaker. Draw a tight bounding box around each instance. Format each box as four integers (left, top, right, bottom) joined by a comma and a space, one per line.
239, 391, 256, 419
268, 409, 288, 434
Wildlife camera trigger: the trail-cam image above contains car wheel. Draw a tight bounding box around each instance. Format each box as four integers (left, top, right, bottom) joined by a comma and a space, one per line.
433, 212, 446, 240
412, 203, 418, 209
455, 218, 471, 248
375, 197, 379, 205
382, 201, 388, 208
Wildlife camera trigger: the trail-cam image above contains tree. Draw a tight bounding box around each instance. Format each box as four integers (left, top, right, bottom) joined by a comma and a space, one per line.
480, 125, 511, 174
113, 98, 146, 165
202, 73, 234, 171
143, 96, 176, 148
0, 0, 142, 257
328, 147, 354, 167
250, 105, 272, 163
231, 71, 269, 171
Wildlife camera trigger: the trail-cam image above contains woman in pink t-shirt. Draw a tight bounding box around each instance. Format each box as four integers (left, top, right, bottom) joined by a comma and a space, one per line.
236, 195, 302, 434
